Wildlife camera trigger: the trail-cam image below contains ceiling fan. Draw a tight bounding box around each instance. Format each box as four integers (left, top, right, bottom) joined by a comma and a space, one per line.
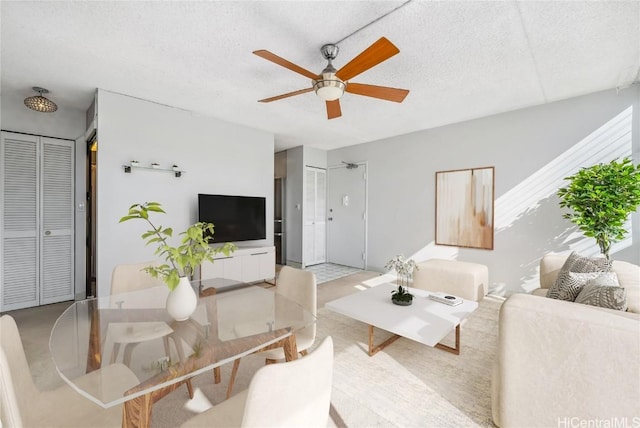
254, 37, 410, 120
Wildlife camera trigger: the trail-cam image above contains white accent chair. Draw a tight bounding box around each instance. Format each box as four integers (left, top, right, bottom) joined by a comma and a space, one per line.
181, 336, 334, 428
226, 266, 317, 398
0, 315, 139, 427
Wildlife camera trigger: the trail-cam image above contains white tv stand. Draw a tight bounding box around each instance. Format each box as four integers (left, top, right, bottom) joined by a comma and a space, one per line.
200, 246, 275, 284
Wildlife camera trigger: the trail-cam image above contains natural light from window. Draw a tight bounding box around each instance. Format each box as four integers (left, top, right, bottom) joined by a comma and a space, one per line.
406, 106, 634, 293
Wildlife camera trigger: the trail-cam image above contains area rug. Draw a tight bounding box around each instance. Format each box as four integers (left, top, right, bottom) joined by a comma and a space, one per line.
151, 287, 503, 427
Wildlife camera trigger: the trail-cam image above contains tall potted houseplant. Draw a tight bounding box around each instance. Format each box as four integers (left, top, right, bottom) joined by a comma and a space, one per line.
557, 157, 640, 259
120, 202, 236, 320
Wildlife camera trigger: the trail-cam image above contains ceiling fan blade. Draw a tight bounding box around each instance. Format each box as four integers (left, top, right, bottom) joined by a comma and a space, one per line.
253, 50, 319, 80
326, 100, 342, 119
335, 37, 400, 81
345, 83, 409, 103
258, 88, 313, 103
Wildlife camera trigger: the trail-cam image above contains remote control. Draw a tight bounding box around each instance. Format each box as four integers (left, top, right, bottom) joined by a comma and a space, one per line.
428, 292, 463, 306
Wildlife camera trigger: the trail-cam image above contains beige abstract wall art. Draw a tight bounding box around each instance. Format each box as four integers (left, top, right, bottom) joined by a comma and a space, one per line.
435, 166, 494, 250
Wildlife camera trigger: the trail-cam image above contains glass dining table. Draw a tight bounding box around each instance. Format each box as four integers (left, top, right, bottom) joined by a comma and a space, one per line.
49, 278, 314, 428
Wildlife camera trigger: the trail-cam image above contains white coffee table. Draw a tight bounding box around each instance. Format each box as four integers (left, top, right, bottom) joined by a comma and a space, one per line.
325, 283, 478, 356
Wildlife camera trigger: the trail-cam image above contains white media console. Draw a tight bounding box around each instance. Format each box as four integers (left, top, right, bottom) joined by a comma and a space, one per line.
200, 246, 275, 284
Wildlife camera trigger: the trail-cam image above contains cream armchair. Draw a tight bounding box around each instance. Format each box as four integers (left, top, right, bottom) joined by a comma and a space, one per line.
531, 253, 640, 313
492, 255, 640, 427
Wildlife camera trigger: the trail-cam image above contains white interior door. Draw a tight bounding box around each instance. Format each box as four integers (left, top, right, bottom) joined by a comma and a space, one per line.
1, 133, 39, 310
40, 138, 75, 304
303, 167, 326, 266
327, 163, 367, 269
1, 132, 74, 311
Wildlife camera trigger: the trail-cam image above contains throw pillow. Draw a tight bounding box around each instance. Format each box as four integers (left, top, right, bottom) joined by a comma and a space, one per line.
546, 252, 612, 300
575, 274, 627, 311
562, 251, 612, 273
548, 271, 602, 301
584, 272, 620, 287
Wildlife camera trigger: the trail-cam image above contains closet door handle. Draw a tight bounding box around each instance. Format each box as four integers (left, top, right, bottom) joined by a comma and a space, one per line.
44, 230, 52, 236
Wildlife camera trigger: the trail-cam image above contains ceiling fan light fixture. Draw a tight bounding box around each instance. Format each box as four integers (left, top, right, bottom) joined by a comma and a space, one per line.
24, 87, 58, 113
314, 80, 345, 101
313, 68, 346, 101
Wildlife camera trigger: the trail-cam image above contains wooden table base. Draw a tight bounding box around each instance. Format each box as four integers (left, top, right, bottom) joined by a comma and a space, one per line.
434, 324, 461, 355
122, 333, 299, 428
367, 324, 461, 356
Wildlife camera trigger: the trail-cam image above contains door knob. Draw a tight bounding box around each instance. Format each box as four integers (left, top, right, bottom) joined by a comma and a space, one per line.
45, 230, 52, 235
328, 217, 333, 221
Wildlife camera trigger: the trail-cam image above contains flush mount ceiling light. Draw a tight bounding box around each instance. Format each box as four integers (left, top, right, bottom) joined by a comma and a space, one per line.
24, 87, 58, 113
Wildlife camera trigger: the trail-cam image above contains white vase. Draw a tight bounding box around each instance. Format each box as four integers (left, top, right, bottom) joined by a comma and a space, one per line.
166, 277, 197, 321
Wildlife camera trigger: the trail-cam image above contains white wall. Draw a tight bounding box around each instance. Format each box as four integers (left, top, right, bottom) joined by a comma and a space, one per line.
285, 146, 304, 265
327, 87, 640, 295
96, 90, 274, 297
305, 146, 328, 170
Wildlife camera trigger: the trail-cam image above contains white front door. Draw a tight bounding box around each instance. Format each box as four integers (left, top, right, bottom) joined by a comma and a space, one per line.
327, 163, 367, 269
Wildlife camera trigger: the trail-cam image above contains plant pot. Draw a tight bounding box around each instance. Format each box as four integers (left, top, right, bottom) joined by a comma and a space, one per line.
392, 298, 412, 306
166, 277, 197, 321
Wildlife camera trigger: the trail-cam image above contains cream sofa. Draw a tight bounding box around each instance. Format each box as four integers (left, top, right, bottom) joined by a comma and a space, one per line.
492, 254, 640, 427
532, 254, 640, 313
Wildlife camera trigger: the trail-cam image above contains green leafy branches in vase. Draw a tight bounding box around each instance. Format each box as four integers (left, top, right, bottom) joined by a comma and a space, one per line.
119, 202, 236, 291
385, 254, 419, 306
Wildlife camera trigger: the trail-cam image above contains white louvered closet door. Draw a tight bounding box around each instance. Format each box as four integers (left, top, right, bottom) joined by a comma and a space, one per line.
1, 132, 74, 311
303, 167, 326, 266
1, 133, 39, 310
40, 137, 74, 304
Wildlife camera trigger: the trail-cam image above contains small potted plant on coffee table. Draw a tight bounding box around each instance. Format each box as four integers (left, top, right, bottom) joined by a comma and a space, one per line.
385, 254, 419, 306
391, 284, 414, 306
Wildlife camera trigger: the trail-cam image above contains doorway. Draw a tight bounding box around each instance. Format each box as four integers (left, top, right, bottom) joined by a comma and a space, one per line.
326, 163, 367, 269
274, 178, 286, 265
85, 133, 97, 297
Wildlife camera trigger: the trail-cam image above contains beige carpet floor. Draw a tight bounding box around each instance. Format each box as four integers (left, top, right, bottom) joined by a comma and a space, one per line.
11, 271, 502, 427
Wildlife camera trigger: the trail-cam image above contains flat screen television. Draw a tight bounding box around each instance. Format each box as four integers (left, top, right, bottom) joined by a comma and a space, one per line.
198, 194, 266, 242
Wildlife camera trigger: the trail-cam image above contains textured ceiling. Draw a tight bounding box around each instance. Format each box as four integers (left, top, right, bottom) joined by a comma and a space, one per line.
2, 1, 639, 151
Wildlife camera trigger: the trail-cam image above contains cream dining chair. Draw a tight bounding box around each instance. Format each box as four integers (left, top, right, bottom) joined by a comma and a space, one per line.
109, 261, 196, 397
181, 336, 334, 428
0, 315, 139, 428
108, 261, 173, 366
225, 265, 317, 398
